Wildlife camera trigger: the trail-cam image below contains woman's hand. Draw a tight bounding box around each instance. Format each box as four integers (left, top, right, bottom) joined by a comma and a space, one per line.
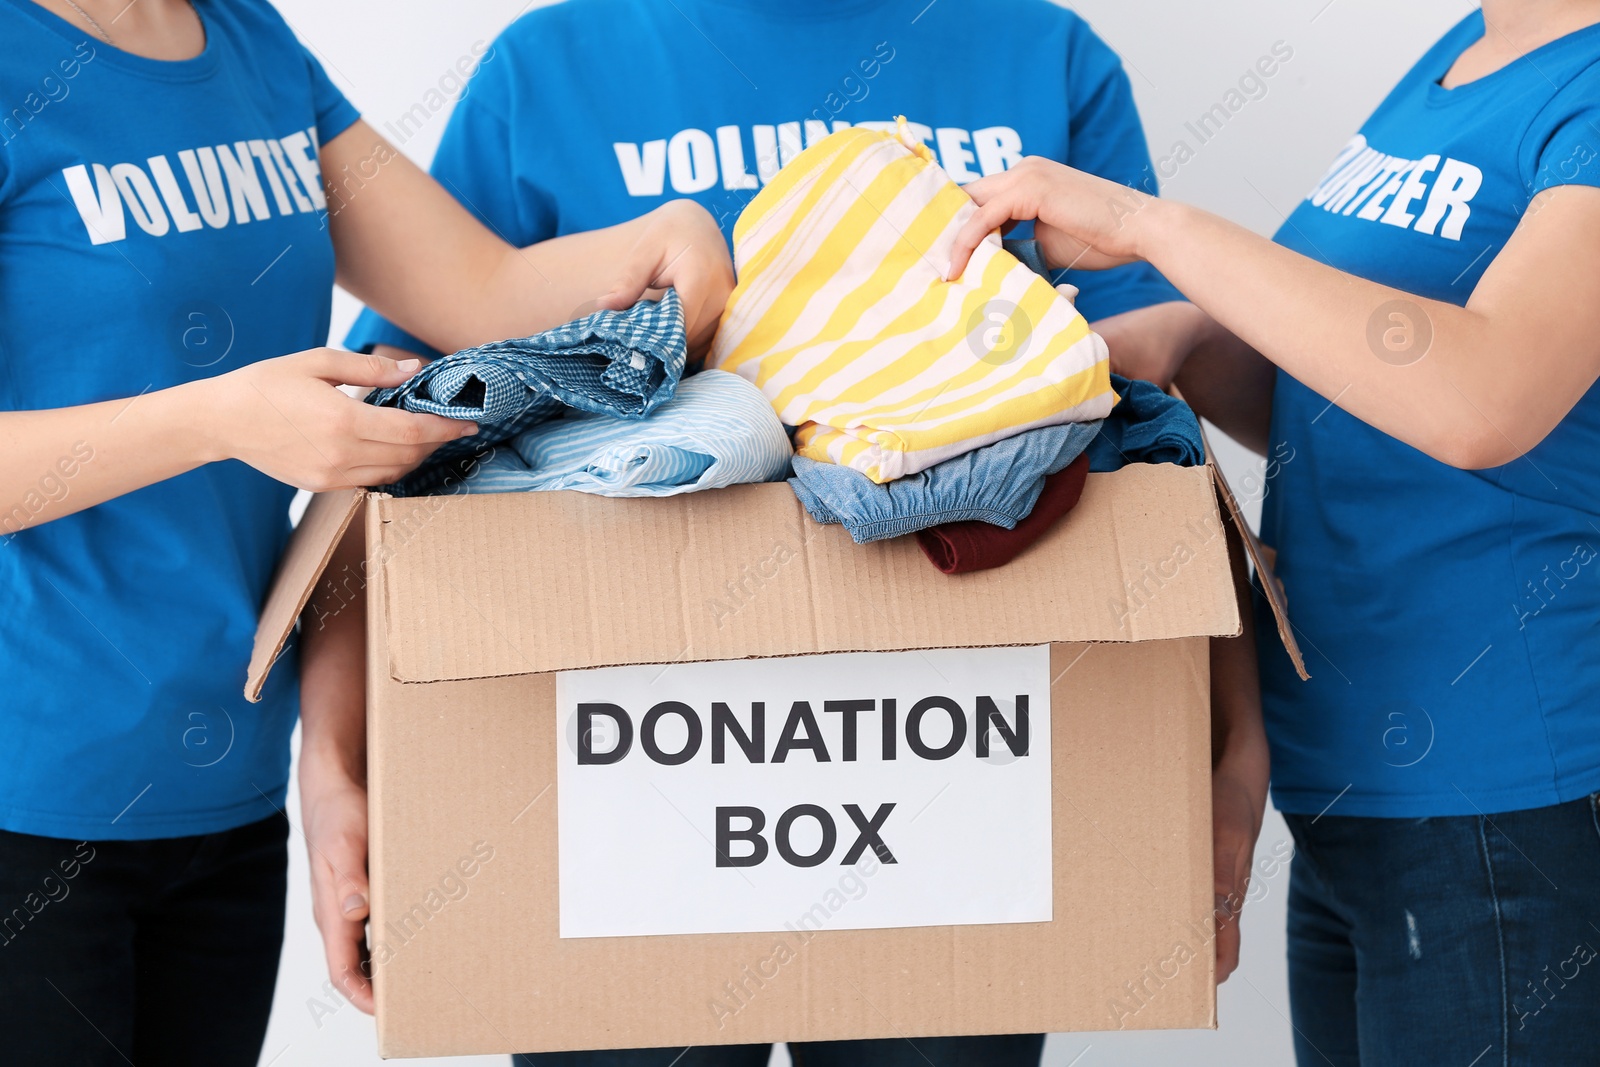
198, 349, 476, 491
299, 520, 374, 1013
300, 754, 374, 1014
946, 157, 1159, 281
1212, 736, 1269, 983
1209, 513, 1270, 984
941, 153, 1600, 469
595, 199, 736, 356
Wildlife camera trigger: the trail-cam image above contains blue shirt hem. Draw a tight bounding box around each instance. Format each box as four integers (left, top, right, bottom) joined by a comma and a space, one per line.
0, 785, 289, 842
1269, 766, 1600, 819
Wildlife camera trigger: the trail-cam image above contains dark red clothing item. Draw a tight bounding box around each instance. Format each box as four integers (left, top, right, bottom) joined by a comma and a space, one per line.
915, 453, 1090, 574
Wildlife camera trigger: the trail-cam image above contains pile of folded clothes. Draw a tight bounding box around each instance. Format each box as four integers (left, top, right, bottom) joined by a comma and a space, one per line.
710, 120, 1204, 574
364, 289, 792, 499
364, 119, 1204, 577
783, 370, 1201, 573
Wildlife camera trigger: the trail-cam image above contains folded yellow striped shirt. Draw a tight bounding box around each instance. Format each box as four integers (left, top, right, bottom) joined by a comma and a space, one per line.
709, 118, 1114, 484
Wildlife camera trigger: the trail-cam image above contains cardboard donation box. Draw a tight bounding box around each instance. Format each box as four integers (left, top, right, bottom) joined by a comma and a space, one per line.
248, 455, 1302, 1058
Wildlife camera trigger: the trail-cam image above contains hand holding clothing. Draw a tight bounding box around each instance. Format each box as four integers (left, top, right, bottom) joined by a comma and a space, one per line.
200, 349, 478, 492
592, 200, 735, 358
946, 156, 1153, 281
946, 147, 1600, 472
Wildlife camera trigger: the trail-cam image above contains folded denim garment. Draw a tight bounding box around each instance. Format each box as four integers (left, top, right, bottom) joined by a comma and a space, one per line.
365, 290, 687, 495
789, 420, 1102, 544
1086, 373, 1206, 472
1002, 238, 1051, 279
917, 453, 1090, 574
459, 370, 792, 497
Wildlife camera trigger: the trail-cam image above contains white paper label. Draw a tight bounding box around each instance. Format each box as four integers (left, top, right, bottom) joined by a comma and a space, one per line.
555, 645, 1053, 939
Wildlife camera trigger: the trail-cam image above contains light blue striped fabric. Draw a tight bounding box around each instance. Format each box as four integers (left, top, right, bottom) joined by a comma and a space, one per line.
461, 370, 793, 497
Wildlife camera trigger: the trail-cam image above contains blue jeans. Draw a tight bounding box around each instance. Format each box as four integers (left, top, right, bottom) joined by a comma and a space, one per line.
515, 1034, 1044, 1066
1285, 793, 1600, 1066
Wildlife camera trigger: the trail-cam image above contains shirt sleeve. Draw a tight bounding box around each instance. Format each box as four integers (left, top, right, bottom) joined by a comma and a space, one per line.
1522, 59, 1600, 200
301, 44, 361, 147
1056, 18, 1185, 322
344, 39, 554, 356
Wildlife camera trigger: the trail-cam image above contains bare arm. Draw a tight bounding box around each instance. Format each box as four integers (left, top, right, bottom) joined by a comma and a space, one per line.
0, 382, 208, 536
0, 126, 732, 538
1069, 292, 1270, 983
0, 353, 470, 536
1090, 300, 1275, 457
321, 121, 731, 356
299, 521, 375, 1013
948, 158, 1600, 469
1209, 507, 1269, 984
292, 127, 732, 1016
1172, 329, 1276, 457
1090, 300, 1210, 390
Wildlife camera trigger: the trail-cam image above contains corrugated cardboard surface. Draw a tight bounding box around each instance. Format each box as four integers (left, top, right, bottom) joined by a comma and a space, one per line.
356, 460, 1246, 1055
367, 636, 1216, 1057
1201, 433, 1308, 682
245, 487, 362, 702
373, 464, 1240, 684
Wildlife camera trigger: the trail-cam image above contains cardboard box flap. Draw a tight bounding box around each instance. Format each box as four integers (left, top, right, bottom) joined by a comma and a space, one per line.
375, 464, 1241, 684
1199, 429, 1308, 681
245, 488, 363, 702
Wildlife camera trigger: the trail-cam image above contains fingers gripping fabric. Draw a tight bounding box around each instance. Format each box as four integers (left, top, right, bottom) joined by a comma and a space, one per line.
366, 289, 687, 496
710, 120, 1114, 484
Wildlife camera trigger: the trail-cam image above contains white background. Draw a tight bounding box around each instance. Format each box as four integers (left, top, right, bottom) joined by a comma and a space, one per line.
260, 1, 1477, 1063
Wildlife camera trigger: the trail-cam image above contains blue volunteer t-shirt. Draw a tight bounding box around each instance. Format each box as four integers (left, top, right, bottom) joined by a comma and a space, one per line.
1260, 11, 1600, 817
345, 0, 1181, 357
0, 0, 359, 838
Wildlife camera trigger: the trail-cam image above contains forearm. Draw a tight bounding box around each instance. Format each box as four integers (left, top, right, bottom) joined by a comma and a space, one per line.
1211, 627, 1268, 774
465, 223, 656, 342
1090, 300, 1211, 389
299, 521, 368, 786
1089, 300, 1274, 455
957, 162, 1600, 467
341, 215, 645, 353
1212, 514, 1268, 775
0, 380, 217, 532
324, 122, 647, 354
1137, 200, 1530, 467
351, 227, 659, 360
1173, 328, 1276, 456
297, 516, 377, 1011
